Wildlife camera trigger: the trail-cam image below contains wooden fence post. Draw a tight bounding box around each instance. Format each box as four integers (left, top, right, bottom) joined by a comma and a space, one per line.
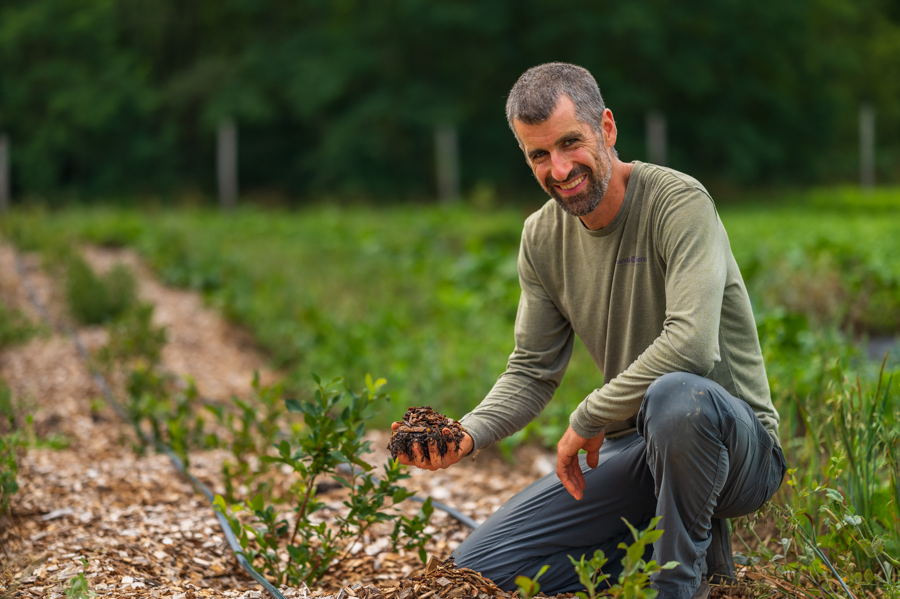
860, 103, 875, 191
0, 134, 9, 213
646, 111, 667, 167
217, 119, 238, 209
435, 123, 459, 204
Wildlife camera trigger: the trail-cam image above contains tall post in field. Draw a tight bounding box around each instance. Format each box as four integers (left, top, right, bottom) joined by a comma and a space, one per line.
646, 111, 667, 167
859, 103, 875, 191
217, 119, 238, 209
435, 123, 459, 204
0, 134, 9, 213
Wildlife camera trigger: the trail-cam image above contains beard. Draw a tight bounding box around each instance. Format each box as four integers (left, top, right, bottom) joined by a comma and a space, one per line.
545, 153, 612, 218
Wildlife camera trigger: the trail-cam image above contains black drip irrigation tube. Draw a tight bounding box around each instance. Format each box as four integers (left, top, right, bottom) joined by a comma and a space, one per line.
11, 249, 479, 599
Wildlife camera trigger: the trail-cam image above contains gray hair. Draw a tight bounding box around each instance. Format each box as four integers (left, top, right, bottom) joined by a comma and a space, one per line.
505, 62, 608, 147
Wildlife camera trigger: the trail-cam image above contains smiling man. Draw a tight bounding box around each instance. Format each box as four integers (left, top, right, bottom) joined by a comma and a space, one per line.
393, 63, 785, 599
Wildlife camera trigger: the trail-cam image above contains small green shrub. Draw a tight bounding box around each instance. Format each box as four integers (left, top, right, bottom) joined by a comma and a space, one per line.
215, 374, 433, 587
206, 373, 288, 503
0, 301, 42, 349
124, 367, 206, 466
0, 382, 21, 518
94, 302, 167, 371
65, 256, 136, 325
0, 430, 21, 517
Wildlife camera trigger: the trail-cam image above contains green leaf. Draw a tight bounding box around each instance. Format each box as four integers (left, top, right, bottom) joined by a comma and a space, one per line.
825, 488, 845, 503
213, 494, 227, 513
285, 398, 304, 413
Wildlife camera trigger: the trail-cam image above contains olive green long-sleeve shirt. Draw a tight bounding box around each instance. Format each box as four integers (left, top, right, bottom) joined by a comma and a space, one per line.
459, 162, 780, 449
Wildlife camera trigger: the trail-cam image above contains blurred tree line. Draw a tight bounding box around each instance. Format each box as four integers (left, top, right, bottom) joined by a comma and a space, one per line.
0, 0, 898, 203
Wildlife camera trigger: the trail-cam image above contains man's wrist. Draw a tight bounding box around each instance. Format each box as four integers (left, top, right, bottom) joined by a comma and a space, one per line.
569, 407, 606, 439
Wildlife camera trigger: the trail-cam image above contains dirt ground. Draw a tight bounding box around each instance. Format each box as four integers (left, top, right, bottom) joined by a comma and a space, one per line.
0, 243, 765, 599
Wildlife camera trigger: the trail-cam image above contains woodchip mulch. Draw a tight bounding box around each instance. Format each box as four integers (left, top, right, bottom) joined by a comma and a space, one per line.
0, 243, 556, 599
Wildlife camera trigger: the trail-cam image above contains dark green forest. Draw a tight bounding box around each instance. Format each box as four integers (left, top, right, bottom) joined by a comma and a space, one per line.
1, 0, 898, 202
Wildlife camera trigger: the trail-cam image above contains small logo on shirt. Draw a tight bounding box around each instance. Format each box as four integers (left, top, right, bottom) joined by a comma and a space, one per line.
616, 256, 647, 265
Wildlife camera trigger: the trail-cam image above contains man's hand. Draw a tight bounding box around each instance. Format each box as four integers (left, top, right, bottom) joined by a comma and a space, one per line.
556, 426, 605, 500
390, 421, 474, 471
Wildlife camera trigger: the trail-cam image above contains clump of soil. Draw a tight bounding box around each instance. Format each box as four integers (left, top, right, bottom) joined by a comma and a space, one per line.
388, 406, 467, 462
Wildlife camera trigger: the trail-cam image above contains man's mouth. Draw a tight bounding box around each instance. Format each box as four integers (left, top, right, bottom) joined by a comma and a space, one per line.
557, 174, 587, 191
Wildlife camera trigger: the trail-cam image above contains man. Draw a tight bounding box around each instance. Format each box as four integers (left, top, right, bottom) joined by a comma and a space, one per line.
394, 62, 785, 599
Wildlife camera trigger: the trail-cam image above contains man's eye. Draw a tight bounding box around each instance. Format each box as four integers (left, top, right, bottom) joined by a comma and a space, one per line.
531, 152, 547, 161
564, 138, 578, 147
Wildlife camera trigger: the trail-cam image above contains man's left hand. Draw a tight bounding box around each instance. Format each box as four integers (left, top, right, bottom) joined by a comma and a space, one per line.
556, 426, 605, 500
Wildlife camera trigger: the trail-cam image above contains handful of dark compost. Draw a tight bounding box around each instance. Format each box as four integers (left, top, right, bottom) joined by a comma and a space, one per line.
388, 406, 467, 461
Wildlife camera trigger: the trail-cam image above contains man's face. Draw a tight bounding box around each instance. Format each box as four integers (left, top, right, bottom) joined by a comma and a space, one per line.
513, 96, 612, 217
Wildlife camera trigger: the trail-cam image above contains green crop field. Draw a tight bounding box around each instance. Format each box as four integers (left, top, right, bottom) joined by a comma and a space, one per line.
6, 187, 900, 434
4, 186, 900, 592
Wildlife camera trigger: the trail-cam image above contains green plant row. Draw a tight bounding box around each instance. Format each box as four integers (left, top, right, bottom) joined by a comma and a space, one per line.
54, 251, 435, 588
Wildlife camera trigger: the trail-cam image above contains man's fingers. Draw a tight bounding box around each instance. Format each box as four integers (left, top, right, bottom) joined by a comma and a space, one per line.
569, 460, 586, 495
586, 448, 600, 469
427, 439, 442, 470
557, 454, 584, 500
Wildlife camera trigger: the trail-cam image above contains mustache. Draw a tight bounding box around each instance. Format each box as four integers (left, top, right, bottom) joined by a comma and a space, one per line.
545, 165, 592, 187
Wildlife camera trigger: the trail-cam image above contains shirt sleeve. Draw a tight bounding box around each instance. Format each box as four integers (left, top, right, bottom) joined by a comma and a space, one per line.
569, 187, 727, 438
459, 225, 574, 450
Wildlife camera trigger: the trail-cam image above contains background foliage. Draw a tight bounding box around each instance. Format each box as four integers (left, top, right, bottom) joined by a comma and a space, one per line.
1, 0, 899, 201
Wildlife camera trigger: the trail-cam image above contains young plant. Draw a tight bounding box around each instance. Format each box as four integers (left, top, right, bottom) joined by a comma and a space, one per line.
124, 367, 206, 466
568, 550, 610, 599
207, 373, 287, 502
94, 302, 167, 372
65, 256, 136, 325
515, 564, 550, 599
0, 301, 42, 350
605, 517, 678, 599
0, 381, 21, 518
214, 493, 290, 584
64, 559, 96, 599
216, 374, 433, 587
561, 518, 678, 599
0, 429, 20, 518
390, 495, 434, 564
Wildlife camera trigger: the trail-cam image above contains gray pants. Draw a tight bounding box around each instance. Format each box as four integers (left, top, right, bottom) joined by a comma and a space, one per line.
452, 372, 786, 599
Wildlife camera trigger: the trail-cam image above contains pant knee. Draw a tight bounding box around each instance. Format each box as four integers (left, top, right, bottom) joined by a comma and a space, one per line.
639, 372, 718, 441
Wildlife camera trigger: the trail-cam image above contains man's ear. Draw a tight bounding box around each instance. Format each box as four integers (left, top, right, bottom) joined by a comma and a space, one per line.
601, 109, 617, 148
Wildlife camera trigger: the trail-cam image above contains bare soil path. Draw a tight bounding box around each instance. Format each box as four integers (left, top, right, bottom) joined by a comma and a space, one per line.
0, 243, 552, 599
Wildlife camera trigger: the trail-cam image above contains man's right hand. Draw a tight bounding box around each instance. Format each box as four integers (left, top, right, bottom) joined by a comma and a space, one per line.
390, 421, 474, 471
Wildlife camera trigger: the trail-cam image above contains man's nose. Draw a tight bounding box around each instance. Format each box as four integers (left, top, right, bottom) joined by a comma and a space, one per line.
549, 152, 573, 183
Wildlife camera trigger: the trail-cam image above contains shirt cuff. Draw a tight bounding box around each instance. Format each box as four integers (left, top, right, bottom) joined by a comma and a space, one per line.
570, 403, 607, 439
